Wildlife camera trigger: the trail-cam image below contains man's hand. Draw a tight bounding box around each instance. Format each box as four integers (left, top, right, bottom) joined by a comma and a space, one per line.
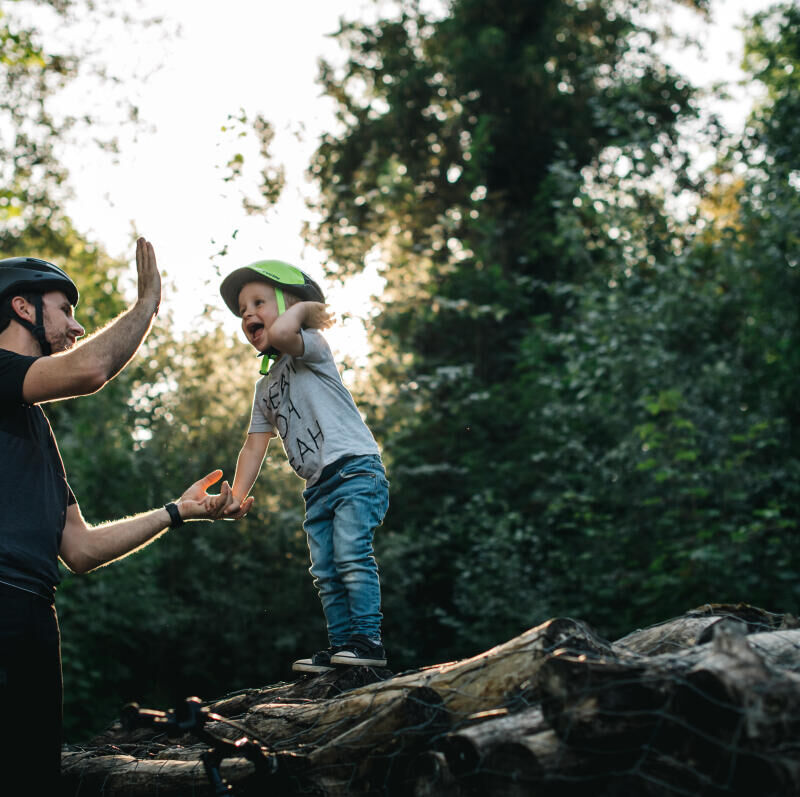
136, 237, 161, 313
177, 470, 232, 521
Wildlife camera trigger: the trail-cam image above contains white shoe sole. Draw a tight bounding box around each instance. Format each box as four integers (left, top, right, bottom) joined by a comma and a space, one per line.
292, 661, 334, 673
329, 653, 387, 667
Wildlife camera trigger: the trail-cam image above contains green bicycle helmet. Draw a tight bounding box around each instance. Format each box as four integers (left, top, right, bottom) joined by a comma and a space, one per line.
220, 260, 324, 317
0, 256, 79, 355
220, 260, 326, 373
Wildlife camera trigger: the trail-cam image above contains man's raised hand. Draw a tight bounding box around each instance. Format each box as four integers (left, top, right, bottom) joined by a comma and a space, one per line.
136, 237, 161, 314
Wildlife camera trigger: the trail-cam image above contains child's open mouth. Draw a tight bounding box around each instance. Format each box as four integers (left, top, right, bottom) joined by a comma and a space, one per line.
247, 321, 265, 340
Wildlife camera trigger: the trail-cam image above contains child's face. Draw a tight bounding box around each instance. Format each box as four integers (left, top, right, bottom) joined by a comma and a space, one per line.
239, 281, 280, 351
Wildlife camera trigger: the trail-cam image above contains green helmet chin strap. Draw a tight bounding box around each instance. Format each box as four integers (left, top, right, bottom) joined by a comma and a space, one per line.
258, 287, 286, 375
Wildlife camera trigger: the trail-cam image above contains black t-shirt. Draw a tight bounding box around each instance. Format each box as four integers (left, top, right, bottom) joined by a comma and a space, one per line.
0, 348, 75, 599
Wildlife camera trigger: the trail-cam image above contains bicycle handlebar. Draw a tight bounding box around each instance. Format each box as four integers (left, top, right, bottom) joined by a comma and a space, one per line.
122, 696, 213, 737
122, 697, 276, 796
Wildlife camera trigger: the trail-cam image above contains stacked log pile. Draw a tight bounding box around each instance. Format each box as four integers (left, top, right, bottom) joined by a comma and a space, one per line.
60, 604, 800, 796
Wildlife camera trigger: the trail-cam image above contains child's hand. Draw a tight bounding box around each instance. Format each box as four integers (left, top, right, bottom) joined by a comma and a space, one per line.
303, 302, 335, 331
197, 479, 232, 519
223, 492, 255, 520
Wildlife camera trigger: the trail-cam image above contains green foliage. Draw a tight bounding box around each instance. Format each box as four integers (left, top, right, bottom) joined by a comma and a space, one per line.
309, 0, 800, 670
218, 110, 286, 220
1, 1, 74, 233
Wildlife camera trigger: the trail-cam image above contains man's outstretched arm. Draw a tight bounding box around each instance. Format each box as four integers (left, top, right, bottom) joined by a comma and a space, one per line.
22, 237, 162, 404
59, 470, 231, 574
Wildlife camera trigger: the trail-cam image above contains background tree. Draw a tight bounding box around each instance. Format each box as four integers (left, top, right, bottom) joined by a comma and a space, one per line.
307, 0, 799, 667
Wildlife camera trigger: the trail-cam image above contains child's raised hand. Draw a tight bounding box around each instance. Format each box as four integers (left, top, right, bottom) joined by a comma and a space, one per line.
304, 302, 335, 331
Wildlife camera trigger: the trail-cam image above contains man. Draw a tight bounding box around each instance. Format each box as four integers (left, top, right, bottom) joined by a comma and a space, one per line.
0, 238, 231, 790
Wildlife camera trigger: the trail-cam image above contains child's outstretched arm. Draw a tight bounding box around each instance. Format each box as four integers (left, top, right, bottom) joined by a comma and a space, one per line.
268, 301, 334, 357
223, 431, 272, 519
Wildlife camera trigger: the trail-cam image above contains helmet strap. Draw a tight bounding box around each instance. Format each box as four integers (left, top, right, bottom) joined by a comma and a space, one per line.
257, 288, 287, 375
12, 294, 51, 356
259, 353, 273, 375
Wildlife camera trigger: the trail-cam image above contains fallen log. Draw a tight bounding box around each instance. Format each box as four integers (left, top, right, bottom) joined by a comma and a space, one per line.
59, 605, 800, 797
60, 752, 255, 796
244, 684, 446, 750
307, 686, 446, 765
273, 686, 448, 797
540, 619, 800, 794
313, 616, 614, 720
613, 603, 790, 656
675, 621, 800, 792
438, 706, 548, 777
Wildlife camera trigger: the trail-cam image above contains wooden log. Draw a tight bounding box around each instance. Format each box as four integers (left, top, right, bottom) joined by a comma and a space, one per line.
276, 687, 448, 797
289, 617, 614, 723
306, 686, 447, 766
60, 752, 255, 797
439, 706, 548, 777
88, 668, 394, 751
79, 619, 612, 760
245, 686, 447, 750
539, 649, 676, 753
614, 603, 791, 656
437, 705, 589, 796
542, 620, 800, 794
208, 666, 393, 718
207, 701, 318, 750
674, 621, 800, 793
614, 615, 748, 656
745, 628, 800, 672
589, 749, 730, 797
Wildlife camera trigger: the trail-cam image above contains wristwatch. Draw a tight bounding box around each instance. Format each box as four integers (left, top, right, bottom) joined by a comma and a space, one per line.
164, 502, 184, 529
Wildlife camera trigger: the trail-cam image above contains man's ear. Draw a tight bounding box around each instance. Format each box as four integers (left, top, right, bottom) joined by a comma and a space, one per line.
9, 295, 34, 321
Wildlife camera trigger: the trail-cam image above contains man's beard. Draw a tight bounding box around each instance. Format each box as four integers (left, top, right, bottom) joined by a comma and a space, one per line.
48, 331, 75, 353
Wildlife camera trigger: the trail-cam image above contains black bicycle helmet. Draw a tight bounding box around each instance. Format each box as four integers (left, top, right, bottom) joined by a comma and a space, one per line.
0, 256, 79, 355
220, 260, 324, 317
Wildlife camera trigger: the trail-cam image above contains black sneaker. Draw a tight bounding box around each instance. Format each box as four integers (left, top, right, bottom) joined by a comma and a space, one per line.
330, 634, 387, 667
292, 647, 341, 673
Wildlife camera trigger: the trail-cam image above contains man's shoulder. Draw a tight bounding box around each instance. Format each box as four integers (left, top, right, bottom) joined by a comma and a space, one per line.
0, 348, 39, 405
0, 347, 38, 366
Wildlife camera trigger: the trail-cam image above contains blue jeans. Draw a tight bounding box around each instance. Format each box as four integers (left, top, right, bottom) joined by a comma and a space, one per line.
303, 455, 389, 646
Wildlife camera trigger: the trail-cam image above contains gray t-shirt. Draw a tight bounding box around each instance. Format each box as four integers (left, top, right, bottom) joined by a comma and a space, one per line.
248, 329, 381, 486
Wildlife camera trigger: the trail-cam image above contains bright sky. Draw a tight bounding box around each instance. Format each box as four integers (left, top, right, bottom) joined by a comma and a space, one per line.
42, 0, 774, 355
47, 0, 394, 361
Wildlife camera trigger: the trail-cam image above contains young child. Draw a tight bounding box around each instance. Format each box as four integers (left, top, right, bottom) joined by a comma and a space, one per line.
219, 260, 390, 672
